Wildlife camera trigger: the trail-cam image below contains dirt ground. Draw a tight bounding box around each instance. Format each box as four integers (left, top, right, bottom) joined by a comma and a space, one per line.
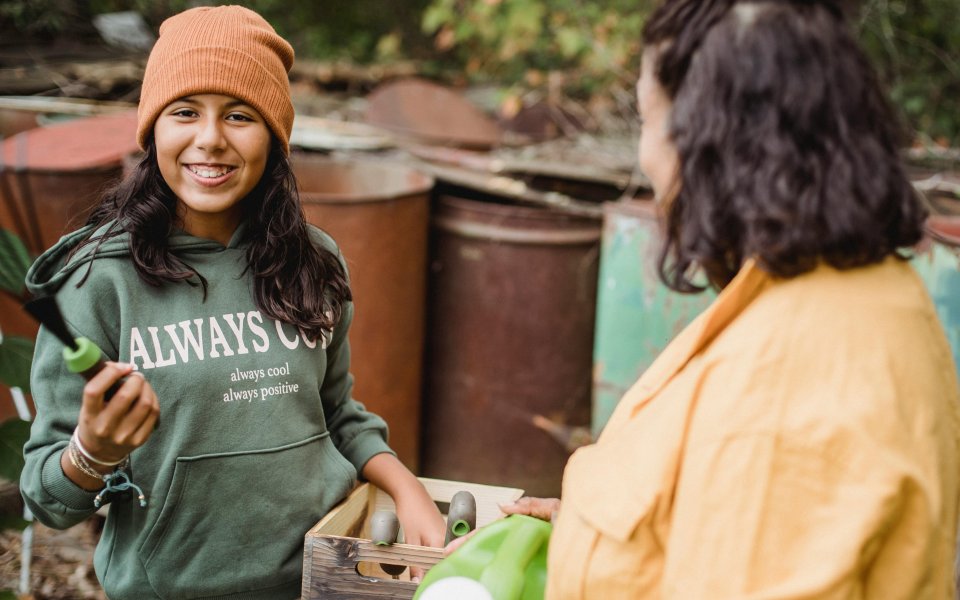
0, 517, 105, 600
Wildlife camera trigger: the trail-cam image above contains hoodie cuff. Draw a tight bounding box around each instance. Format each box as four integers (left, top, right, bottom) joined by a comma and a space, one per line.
340, 432, 396, 479
41, 449, 101, 510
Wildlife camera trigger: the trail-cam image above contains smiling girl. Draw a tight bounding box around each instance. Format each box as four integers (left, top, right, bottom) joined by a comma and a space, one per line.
20, 6, 444, 599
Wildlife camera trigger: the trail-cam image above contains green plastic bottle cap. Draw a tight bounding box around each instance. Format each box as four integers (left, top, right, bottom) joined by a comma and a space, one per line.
451, 519, 471, 537
63, 337, 102, 374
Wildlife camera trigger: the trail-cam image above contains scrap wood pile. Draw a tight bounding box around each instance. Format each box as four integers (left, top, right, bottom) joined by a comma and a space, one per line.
0, 518, 105, 600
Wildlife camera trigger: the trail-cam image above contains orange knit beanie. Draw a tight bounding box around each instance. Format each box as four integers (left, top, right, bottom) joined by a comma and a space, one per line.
137, 5, 295, 154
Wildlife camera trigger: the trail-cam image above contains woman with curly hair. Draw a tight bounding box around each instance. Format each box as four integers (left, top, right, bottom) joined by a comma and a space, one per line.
496, 1, 960, 597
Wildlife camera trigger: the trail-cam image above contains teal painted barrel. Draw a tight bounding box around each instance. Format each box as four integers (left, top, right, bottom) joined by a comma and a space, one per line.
912, 216, 960, 377
591, 200, 714, 435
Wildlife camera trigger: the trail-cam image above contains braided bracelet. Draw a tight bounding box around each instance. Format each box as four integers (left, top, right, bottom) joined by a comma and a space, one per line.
66, 439, 146, 508
72, 428, 127, 467
67, 440, 109, 482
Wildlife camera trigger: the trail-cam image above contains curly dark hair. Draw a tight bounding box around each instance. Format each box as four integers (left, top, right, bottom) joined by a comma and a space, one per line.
77, 137, 351, 340
643, 0, 927, 291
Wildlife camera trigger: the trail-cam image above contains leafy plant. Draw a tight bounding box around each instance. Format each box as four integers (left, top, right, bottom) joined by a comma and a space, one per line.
0, 228, 34, 395
420, 0, 960, 146
0, 227, 35, 539
857, 0, 960, 147
0, 0, 70, 35
422, 0, 653, 93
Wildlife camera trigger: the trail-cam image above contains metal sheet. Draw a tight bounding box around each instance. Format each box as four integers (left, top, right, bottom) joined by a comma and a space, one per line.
364, 78, 502, 149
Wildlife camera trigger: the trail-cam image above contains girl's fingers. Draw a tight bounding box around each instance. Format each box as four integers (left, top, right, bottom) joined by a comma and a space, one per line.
129, 402, 160, 447
113, 384, 159, 444
80, 362, 134, 416
98, 368, 146, 429
443, 528, 477, 556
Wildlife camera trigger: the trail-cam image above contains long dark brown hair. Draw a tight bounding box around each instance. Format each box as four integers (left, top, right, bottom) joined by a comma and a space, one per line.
643, 0, 926, 292
79, 137, 351, 340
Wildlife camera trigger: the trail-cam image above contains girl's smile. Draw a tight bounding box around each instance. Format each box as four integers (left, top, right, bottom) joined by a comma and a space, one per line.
154, 94, 271, 245
184, 163, 237, 186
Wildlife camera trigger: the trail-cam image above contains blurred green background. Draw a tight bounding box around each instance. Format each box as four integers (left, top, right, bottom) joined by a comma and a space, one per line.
1, 0, 957, 146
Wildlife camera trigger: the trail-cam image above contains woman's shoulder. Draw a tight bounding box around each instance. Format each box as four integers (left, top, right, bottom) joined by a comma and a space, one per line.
734, 257, 935, 343
704, 257, 958, 438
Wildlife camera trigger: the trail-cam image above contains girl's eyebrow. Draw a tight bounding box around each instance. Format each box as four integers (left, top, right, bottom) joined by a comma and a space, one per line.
175, 97, 252, 109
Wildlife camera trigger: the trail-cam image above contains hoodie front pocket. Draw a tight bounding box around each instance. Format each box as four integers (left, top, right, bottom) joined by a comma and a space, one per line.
137, 433, 356, 599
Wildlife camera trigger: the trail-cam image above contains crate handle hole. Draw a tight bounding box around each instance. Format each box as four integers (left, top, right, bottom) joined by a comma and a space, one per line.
356, 560, 409, 580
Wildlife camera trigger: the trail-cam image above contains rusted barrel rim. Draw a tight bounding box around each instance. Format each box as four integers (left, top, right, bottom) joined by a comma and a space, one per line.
0, 164, 119, 175
432, 215, 600, 245
296, 159, 434, 205
927, 217, 960, 248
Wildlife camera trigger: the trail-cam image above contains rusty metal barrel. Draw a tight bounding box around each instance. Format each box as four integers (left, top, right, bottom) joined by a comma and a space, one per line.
421, 194, 601, 497
291, 154, 433, 471
0, 111, 138, 337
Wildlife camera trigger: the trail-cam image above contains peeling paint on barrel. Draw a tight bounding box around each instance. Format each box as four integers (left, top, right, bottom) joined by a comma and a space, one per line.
912, 216, 960, 377
591, 200, 714, 436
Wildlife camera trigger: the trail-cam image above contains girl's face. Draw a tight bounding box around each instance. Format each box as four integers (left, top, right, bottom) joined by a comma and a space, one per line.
637, 49, 681, 202
154, 94, 271, 245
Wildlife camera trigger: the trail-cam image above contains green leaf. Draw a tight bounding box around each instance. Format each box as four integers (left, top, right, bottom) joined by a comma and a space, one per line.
506, 1, 545, 37
0, 336, 33, 393
0, 512, 30, 531
422, 4, 454, 33
0, 418, 31, 482
556, 26, 587, 58
0, 589, 17, 600
0, 228, 32, 296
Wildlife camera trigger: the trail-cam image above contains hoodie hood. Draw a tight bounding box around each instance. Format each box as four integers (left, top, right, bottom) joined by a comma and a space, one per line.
26, 220, 237, 298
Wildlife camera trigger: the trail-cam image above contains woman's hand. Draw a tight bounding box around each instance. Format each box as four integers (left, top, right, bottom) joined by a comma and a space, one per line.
63, 362, 160, 490
444, 496, 562, 556
499, 497, 561, 522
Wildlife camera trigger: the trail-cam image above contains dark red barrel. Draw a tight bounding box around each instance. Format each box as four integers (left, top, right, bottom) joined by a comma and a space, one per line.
1, 112, 138, 338
291, 154, 433, 471
421, 194, 601, 497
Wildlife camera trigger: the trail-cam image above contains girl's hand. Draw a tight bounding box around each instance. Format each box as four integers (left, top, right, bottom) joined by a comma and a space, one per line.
361, 453, 445, 581
394, 484, 446, 580
64, 362, 160, 489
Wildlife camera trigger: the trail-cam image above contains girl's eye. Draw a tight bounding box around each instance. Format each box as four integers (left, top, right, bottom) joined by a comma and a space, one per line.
226, 113, 254, 122
171, 108, 197, 118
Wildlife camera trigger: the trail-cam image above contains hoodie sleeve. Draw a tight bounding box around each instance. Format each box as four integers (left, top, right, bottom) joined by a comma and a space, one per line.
20, 323, 105, 529
319, 301, 395, 476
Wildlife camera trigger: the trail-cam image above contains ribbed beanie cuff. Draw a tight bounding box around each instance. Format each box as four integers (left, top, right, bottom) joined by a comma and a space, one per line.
137, 6, 295, 154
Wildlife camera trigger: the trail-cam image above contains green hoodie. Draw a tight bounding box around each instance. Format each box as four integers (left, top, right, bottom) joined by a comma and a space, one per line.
21, 221, 394, 600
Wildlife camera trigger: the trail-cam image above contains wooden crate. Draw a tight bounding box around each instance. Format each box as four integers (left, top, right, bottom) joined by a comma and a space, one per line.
302, 477, 523, 599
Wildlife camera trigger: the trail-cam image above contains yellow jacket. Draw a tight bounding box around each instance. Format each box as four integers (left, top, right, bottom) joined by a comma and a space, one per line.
547, 258, 960, 599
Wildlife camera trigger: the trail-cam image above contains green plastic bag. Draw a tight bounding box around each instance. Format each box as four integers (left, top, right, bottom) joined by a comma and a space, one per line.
415, 514, 552, 600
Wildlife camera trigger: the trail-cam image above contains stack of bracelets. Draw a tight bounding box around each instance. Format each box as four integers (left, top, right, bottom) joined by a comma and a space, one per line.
68, 428, 147, 508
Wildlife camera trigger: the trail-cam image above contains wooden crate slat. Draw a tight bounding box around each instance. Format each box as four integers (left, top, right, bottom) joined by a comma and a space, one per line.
303, 477, 524, 599
305, 537, 443, 599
